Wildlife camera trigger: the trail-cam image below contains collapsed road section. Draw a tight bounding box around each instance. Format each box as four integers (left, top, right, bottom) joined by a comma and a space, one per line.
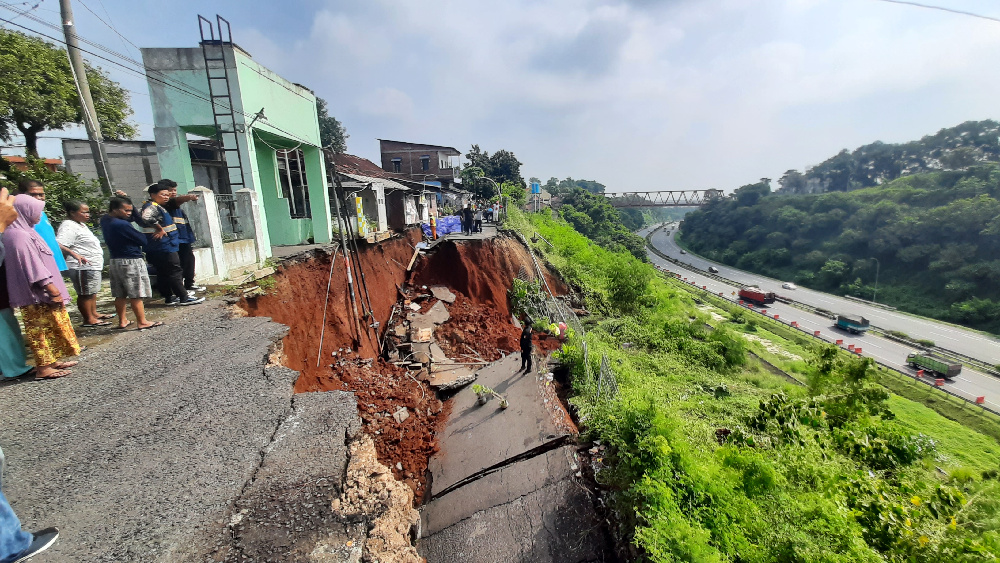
241, 228, 614, 561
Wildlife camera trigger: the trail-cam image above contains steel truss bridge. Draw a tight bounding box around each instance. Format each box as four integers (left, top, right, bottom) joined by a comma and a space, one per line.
605, 189, 724, 208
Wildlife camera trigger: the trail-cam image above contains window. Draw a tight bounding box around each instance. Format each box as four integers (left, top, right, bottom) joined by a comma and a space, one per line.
392, 158, 401, 173
421, 155, 430, 171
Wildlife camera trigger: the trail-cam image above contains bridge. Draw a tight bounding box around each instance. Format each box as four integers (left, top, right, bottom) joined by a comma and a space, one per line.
605, 189, 724, 208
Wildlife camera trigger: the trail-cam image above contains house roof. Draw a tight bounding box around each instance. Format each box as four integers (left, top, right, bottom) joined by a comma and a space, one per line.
340, 172, 412, 193
330, 153, 406, 181
3, 156, 63, 165
378, 139, 461, 156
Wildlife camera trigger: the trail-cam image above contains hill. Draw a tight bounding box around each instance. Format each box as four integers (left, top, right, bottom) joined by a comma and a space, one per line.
779, 120, 1000, 194
680, 165, 1000, 334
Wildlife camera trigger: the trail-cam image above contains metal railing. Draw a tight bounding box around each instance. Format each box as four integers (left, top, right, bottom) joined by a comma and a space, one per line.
598, 353, 620, 399
214, 194, 248, 240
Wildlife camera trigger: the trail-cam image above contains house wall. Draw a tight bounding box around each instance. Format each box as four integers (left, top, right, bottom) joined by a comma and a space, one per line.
62, 140, 160, 203
141, 45, 332, 253
378, 140, 457, 181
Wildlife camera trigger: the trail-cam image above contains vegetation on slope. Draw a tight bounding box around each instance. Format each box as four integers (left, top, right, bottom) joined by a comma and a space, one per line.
680, 166, 1000, 333
509, 207, 1000, 562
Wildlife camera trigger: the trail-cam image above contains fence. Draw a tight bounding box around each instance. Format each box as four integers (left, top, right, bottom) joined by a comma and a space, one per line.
597, 352, 620, 399
214, 194, 248, 241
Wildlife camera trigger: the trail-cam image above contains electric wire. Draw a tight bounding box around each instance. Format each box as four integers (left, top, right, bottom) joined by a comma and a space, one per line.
76, 0, 139, 51
4, 0, 39, 22
873, 0, 1000, 24
0, 14, 317, 147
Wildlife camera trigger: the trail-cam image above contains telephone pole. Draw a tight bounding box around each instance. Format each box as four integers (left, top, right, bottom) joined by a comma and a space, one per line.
60, 0, 114, 194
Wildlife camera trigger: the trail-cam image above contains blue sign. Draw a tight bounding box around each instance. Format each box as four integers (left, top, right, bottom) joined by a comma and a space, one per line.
531, 182, 541, 194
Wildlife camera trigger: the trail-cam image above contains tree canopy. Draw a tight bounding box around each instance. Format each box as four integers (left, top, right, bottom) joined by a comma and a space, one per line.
316, 97, 348, 153
462, 144, 525, 198
0, 29, 136, 157
778, 120, 1000, 195
681, 167, 1000, 333
543, 176, 606, 195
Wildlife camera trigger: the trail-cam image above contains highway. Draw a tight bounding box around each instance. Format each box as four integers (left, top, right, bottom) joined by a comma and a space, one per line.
639, 224, 1000, 413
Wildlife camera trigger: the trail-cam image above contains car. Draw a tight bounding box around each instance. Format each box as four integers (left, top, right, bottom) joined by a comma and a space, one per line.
782, 282, 797, 290
680, 249, 687, 254
708, 266, 719, 273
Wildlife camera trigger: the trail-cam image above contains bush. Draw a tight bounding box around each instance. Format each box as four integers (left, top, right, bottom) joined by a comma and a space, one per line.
0, 156, 108, 223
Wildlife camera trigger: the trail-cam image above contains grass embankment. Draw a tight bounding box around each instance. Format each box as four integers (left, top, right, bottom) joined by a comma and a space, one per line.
509, 208, 1000, 562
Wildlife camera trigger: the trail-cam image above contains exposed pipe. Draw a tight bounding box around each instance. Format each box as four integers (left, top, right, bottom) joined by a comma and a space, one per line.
316, 245, 342, 367
329, 162, 365, 349
334, 183, 379, 354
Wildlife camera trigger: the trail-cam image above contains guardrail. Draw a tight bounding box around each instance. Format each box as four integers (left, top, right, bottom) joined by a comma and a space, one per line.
648, 240, 1000, 418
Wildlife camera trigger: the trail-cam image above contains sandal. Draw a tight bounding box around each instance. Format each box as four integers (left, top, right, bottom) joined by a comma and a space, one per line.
82, 321, 112, 327
116, 320, 133, 330
36, 369, 71, 379
138, 321, 164, 331
97, 313, 116, 320
53, 361, 79, 369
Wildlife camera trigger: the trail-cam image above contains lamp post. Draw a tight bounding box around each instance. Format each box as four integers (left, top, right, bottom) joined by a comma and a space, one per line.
415, 173, 437, 218
872, 257, 880, 304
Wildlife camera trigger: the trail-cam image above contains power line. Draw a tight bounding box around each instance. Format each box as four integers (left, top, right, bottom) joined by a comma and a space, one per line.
873, 0, 1000, 24
0, 15, 317, 147
5, 0, 40, 21
76, 0, 138, 51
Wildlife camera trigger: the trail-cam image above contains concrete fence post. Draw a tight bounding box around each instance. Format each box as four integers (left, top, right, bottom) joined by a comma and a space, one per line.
235, 188, 269, 262
187, 186, 227, 280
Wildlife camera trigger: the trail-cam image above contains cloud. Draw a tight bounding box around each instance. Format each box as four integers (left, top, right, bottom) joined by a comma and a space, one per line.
74, 0, 1000, 193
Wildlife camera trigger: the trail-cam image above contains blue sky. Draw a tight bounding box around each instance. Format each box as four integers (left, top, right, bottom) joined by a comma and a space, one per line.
6, 0, 1000, 192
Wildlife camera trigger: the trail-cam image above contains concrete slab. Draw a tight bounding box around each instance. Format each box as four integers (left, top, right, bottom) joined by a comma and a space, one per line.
430, 286, 456, 304
418, 453, 611, 562
421, 445, 577, 535
427, 353, 575, 496
426, 363, 477, 391
409, 300, 450, 334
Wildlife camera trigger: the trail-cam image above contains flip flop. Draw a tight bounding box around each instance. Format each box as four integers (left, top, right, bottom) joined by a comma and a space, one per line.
116, 320, 133, 330
81, 321, 113, 327
137, 321, 164, 331
53, 361, 79, 369
97, 313, 116, 320
36, 369, 71, 379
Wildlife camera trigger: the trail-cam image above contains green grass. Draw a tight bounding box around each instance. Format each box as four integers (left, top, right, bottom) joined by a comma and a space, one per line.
887, 394, 1000, 473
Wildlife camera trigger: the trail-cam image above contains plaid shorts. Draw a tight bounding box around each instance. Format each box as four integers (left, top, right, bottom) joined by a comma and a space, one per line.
68, 269, 102, 296
109, 258, 152, 299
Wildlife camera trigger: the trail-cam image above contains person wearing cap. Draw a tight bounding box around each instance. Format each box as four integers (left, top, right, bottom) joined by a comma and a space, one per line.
158, 179, 206, 294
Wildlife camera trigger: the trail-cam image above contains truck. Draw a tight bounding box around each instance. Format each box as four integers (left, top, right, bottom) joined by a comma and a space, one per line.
906, 353, 962, 379
836, 314, 870, 334
738, 286, 775, 306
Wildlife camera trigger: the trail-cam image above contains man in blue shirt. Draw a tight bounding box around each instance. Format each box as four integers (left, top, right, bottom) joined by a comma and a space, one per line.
158, 179, 205, 293
100, 197, 164, 330
140, 184, 203, 306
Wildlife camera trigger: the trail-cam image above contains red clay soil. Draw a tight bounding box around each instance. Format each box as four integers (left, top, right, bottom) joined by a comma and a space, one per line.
411, 234, 566, 310
333, 355, 448, 502
241, 229, 422, 391
432, 293, 520, 361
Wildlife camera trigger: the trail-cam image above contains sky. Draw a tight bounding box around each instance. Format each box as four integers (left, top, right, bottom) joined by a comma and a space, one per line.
5, 0, 1000, 193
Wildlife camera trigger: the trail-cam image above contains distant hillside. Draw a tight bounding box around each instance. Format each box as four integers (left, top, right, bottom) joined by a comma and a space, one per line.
779, 120, 1000, 194
681, 165, 1000, 334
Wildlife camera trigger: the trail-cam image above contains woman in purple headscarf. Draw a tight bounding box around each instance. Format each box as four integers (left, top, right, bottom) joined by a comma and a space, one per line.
2, 194, 80, 379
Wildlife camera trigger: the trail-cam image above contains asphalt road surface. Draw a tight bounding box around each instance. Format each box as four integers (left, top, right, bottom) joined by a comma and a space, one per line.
641, 224, 1000, 413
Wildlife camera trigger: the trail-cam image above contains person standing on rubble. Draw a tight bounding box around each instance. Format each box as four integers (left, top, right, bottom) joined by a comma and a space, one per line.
519, 324, 533, 373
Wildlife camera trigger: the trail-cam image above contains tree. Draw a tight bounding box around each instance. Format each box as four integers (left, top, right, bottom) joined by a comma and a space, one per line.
0, 30, 136, 157
316, 97, 348, 153
462, 145, 525, 194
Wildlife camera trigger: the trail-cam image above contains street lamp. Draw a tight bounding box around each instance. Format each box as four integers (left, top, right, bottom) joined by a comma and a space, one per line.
872, 257, 880, 304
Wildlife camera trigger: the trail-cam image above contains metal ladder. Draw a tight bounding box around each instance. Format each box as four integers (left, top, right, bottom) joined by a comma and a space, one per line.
198, 15, 245, 195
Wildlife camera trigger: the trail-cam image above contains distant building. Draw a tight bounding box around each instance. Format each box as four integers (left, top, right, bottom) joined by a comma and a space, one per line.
62, 140, 160, 204
2, 156, 62, 173
378, 140, 461, 189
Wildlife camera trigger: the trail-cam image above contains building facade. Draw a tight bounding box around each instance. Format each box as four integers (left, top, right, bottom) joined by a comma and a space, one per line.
378, 140, 461, 189
141, 40, 333, 253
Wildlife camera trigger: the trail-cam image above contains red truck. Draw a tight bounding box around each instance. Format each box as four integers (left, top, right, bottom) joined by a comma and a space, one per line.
739, 286, 776, 306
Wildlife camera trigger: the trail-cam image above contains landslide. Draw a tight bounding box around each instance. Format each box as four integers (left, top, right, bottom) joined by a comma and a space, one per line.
240, 231, 566, 502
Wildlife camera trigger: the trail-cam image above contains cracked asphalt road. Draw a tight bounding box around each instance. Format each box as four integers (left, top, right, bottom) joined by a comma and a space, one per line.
0, 301, 299, 562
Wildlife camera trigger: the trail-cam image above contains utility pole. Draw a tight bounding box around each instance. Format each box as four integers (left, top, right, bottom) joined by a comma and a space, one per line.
60, 0, 114, 194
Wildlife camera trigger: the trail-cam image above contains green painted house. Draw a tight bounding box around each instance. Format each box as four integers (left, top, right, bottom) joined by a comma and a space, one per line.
141, 41, 333, 252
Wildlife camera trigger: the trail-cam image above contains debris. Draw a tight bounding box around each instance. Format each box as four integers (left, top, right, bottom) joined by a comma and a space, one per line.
408, 302, 421, 312
429, 286, 456, 304
411, 327, 433, 343
393, 407, 410, 424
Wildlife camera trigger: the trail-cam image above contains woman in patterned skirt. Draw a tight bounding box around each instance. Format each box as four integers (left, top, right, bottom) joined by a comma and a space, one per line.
1, 194, 80, 379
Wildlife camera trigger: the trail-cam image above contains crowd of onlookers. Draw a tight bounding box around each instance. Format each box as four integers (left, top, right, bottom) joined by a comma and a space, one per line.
1, 178, 214, 560
459, 201, 496, 235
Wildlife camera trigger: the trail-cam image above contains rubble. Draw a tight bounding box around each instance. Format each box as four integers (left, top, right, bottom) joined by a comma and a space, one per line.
331, 437, 424, 563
